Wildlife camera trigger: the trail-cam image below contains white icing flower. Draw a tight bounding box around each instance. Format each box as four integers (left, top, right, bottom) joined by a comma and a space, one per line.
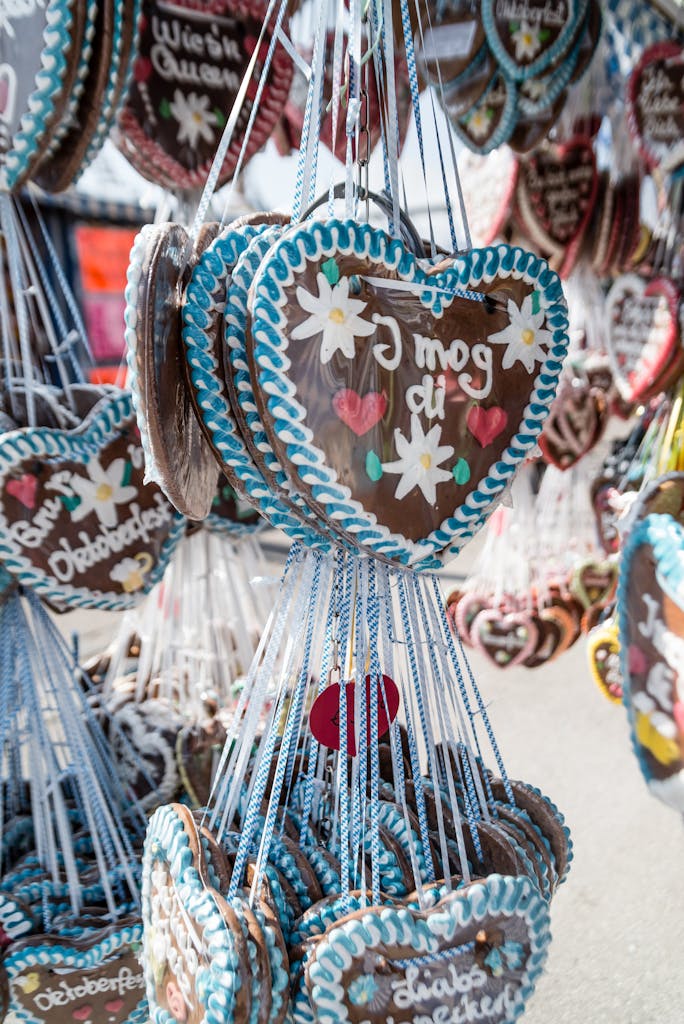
382, 413, 454, 505
169, 89, 217, 148
466, 107, 491, 141
521, 78, 546, 102
292, 273, 375, 364
511, 20, 542, 62
488, 294, 552, 374
69, 457, 137, 529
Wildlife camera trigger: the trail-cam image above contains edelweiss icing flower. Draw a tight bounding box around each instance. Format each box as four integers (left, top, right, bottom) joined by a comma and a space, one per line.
488, 294, 552, 374
169, 89, 217, 148
383, 413, 454, 505
466, 106, 492, 141
67, 457, 137, 529
511, 20, 542, 62
292, 273, 375, 364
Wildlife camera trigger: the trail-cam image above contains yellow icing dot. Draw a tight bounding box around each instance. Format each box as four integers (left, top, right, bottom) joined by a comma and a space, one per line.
420, 453, 432, 470
521, 329, 535, 346
96, 483, 113, 501
328, 307, 346, 324
635, 711, 680, 765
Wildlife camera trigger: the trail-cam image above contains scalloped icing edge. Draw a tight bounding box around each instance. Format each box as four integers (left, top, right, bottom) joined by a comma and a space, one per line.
2, 921, 146, 1024
79, 0, 144, 175
116, 0, 293, 190
626, 41, 684, 173
517, 33, 580, 117
124, 223, 164, 490
181, 224, 328, 549
251, 219, 569, 567
617, 511, 684, 810
0, 0, 75, 191
142, 804, 242, 1024
307, 873, 550, 1024
0, 390, 185, 611
481, 0, 588, 82
452, 72, 518, 155
226, 228, 343, 545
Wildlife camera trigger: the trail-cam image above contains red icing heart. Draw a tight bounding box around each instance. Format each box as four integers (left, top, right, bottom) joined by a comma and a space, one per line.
6, 473, 37, 509
628, 644, 648, 676
72, 1007, 93, 1021
310, 675, 400, 756
105, 999, 124, 1013
332, 389, 387, 436
466, 405, 508, 447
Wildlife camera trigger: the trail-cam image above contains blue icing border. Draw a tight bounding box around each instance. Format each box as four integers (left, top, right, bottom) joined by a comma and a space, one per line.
2, 920, 146, 1024
41, 0, 98, 157
142, 804, 243, 1024
517, 33, 581, 116
181, 224, 327, 550
0, 0, 75, 191
78, 0, 143, 176
0, 389, 185, 611
617, 512, 684, 805
226, 229, 346, 547
481, 0, 588, 82
307, 873, 550, 1024
251, 219, 568, 568
453, 71, 518, 155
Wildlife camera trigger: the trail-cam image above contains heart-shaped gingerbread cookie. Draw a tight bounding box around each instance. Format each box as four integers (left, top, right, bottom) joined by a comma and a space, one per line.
627, 42, 684, 173
482, 0, 588, 81
0, 390, 185, 610
250, 219, 568, 567
605, 274, 682, 404
305, 873, 550, 1024
516, 136, 597, 274
587, 618, 622, 704
618, 513, 684, 812
472, 607, 539, 668
2, 918, 146, 1024
117, 0, 293, 188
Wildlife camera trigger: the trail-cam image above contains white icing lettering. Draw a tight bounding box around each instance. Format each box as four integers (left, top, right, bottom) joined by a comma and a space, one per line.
372, 313, 403, 370
406, 374, 446, 420
30, 965, 143, 1013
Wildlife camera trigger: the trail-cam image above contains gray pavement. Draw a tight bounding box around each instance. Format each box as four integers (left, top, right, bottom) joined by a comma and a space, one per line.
469, 639, 684, 1024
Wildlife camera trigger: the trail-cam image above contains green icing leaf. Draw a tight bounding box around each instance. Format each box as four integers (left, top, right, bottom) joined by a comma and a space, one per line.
214, 109, 226, 127
60, 495, 81, 513
121, 461, 133, 487
453, 459, 471, 485
366, 451, 383, 482
539, 28, 551, 40
322, 258, 340, 286
531, 290, 540, 316
159, 98, 171, 119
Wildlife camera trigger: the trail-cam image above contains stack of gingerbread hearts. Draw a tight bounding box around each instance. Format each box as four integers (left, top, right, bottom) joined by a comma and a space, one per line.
123, 208, 570, 570
413, 0, 601, 156
0, 0, 142, 193
141, 545, 572, 1024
